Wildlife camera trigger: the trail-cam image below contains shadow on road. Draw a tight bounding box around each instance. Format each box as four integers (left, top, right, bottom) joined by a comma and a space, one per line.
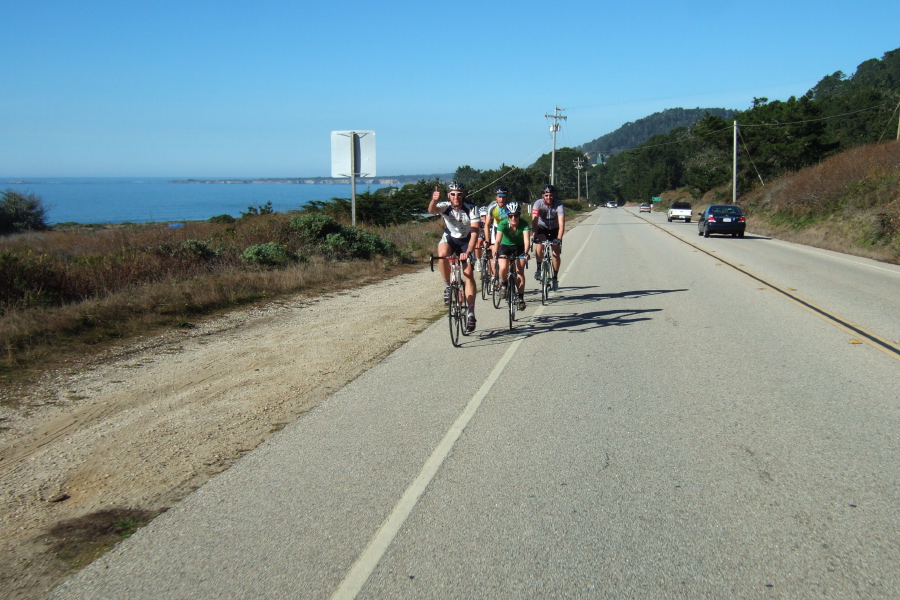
464, 286, 687, 347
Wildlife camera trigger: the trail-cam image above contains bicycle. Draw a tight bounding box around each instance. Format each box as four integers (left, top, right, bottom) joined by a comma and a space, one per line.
490, 256, 503, 309
535, 239, 560, 306
430, 255, 470, 347
503, 253, 529, 329
479, 246, 494, 301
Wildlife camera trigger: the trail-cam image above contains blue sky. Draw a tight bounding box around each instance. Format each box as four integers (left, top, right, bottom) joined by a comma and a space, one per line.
2, 0, 899, 178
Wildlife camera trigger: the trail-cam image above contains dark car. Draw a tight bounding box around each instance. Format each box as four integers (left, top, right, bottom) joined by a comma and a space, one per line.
698, 204, 746, 238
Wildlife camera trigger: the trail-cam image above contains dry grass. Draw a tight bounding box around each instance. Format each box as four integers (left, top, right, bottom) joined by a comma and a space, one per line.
669, 142, 900, 264
1, 214, 443, 393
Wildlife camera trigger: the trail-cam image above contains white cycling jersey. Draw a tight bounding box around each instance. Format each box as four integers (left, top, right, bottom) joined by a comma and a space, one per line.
437, 201, 479, 239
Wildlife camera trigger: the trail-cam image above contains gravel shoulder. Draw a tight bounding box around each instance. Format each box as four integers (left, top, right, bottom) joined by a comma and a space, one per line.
0, 267, 442, 600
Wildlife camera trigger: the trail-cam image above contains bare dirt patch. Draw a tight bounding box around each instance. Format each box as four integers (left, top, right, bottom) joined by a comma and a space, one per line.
0, 267, 442, 600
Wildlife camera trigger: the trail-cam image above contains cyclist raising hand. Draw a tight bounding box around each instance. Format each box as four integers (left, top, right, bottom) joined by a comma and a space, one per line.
429, 181, 480, 332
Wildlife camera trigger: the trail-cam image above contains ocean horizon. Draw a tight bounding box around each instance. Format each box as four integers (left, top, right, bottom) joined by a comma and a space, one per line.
1, 177, 391, 225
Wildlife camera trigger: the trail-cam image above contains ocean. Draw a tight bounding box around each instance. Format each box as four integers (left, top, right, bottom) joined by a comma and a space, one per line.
1, 177, 390, 225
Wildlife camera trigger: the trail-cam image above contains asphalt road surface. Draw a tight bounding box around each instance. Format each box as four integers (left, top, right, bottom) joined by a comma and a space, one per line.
50, 207, 900, 599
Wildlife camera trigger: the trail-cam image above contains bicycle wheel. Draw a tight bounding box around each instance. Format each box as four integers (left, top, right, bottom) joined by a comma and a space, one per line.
491, 270, 502, 309
540, 261, 550, 305
507, 270, 516, 329
448, 282, 461, 346
459, 284, 470, 337
480, 264, 491, 301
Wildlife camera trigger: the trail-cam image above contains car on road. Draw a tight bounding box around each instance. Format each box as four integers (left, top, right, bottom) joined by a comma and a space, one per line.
698, 204, 747, 238
667, 201, 692, 222
639, 203, 651, 213
605, 201, 617, 208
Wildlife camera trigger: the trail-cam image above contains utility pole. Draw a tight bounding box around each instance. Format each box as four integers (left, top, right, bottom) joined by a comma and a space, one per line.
733, 120, 739, 205
545, 107, 567, 186
896, 100, 900, 140
574, 156, 584, 200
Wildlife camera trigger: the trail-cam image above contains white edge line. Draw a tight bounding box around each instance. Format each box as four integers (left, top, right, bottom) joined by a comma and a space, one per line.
330, 210, 601, 600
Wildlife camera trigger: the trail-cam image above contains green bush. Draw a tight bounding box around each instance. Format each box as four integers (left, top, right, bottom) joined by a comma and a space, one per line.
175, 240, 218, 261
288, 213, 343, 243
209, 214, 236, 224
240, 242, 292, 266
1, 190, 49, 235
317, 228, 396, 260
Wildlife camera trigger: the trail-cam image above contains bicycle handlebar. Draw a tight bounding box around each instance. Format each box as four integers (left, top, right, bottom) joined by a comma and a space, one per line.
429, 255, 466, 272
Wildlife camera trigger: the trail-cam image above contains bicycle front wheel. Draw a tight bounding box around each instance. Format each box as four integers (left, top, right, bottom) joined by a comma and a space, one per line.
492, 274, 502, 309
448, 283, 461, 346
541, 262, 550, 305
459, 285, 470, 337
480, 267, 490, 301
507, 274, 516, 329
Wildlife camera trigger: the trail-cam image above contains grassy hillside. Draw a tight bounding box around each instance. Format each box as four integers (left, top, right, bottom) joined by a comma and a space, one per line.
662, 141, 900, 264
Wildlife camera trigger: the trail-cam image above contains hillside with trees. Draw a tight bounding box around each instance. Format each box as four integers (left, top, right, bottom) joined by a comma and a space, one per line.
579, 107, 735, 160
585, 47, 900, 206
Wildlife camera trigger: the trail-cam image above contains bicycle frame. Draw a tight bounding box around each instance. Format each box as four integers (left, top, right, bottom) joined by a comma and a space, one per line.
537, 240, 559, 305
504, 253, 529, 329
430, 255, 470, 347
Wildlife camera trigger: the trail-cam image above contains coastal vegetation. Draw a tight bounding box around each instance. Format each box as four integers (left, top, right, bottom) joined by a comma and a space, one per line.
0, 190, 49, 235
576, 46, 900, 263
0, 210, 421, 391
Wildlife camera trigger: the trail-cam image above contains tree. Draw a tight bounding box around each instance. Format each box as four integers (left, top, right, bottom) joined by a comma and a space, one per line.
0, 190, 49, 235
454, 165, 482, 187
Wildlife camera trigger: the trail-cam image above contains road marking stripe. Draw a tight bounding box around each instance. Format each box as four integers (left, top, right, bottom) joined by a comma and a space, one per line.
634, 212, 900, 361
330, 213, 599, 600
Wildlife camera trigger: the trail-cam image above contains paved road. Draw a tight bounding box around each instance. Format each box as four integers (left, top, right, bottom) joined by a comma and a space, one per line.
50, 208, 900, 599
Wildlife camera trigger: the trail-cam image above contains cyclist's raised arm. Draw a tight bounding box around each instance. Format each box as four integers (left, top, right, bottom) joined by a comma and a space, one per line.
427, 186, 442, 215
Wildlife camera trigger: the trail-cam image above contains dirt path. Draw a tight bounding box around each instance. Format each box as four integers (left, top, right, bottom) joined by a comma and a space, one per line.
0, 268, 442, 600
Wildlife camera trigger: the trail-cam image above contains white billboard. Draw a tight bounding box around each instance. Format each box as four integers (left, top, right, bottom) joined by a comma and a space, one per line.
331, 131, 376, 178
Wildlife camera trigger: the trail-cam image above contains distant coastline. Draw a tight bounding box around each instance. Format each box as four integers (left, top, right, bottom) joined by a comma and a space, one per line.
170, 174, 453, 186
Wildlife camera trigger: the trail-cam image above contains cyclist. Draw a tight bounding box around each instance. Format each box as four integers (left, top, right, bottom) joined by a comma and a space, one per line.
474, 205, 490, 272
429, 182, 480, 332
484, 185, 511, 281
531, 183, 565, 291
492, 202, 531, 311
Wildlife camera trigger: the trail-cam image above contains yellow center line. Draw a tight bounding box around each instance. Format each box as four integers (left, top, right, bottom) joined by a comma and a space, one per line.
632, 211, 900, 361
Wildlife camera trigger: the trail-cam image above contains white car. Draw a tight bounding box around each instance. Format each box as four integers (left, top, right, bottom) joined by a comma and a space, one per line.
667, 201, 692, 222
605, 201, 617, 208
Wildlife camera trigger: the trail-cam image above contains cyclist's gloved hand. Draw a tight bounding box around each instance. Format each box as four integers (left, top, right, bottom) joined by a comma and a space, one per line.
554, 238, 563, 248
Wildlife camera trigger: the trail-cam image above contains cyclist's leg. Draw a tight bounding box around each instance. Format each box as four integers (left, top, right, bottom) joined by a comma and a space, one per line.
497, 246, 511, 288
463, 259, 477, 306
515, 255, 526, 295
437, 234, 453, 282
533, 231, 547, 280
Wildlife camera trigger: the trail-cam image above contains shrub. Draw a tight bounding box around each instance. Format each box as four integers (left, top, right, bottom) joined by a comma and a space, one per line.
209, 214, 236, 224
1, 190, 49, 235
240, 242, 292, 266
288, 213, 343, 243
173, 240, 218, 261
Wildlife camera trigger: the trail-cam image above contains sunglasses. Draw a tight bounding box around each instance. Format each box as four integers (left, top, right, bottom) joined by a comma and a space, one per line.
508, 213, 520, 218
449, 192, 463, 197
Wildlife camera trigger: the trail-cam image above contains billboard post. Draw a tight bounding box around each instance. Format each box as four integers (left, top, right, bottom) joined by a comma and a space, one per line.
331, 131, 376, 226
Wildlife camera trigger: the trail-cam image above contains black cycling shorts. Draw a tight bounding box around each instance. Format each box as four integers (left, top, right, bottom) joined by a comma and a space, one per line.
497, 244, 525, 259
535, 226, 559, 240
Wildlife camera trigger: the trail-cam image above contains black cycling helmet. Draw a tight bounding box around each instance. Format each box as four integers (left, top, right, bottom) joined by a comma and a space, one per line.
495, 185, 509, 196
541, 184, 556, 194
447, 180, 466, 192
